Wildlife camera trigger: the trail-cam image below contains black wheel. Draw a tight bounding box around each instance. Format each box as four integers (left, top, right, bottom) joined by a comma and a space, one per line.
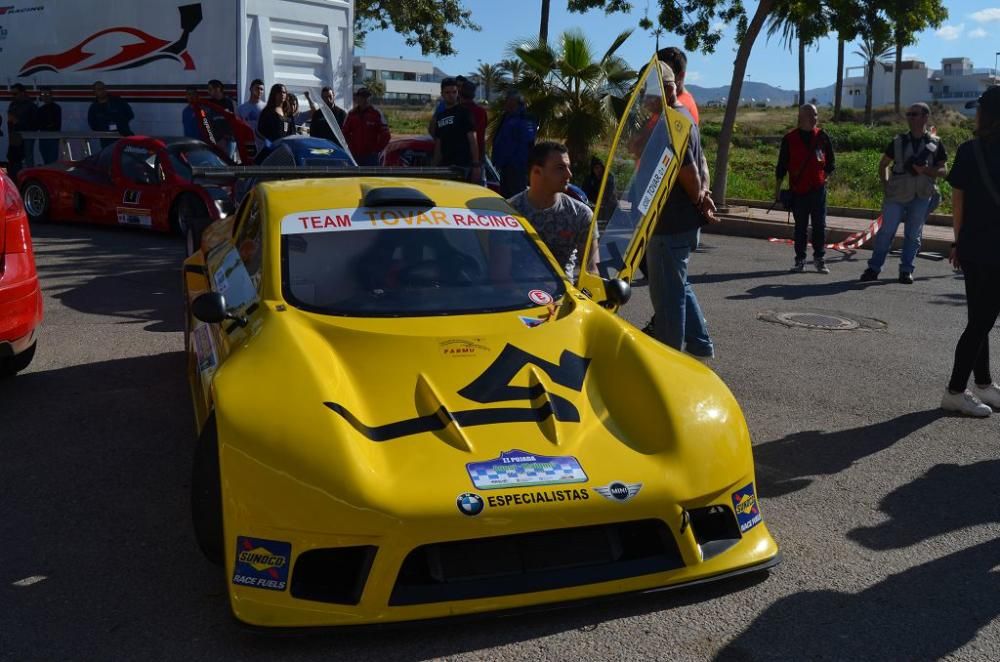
172, 194, 210, 254
0, 342, 36, 378
191, 418, 225, 565
21, 181, 50, 222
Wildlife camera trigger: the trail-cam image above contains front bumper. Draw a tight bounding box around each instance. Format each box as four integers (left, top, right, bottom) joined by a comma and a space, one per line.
222, 481, 779, 628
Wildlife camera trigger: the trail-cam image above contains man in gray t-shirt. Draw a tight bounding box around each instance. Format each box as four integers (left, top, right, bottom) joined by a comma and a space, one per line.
506, 141, 598, 279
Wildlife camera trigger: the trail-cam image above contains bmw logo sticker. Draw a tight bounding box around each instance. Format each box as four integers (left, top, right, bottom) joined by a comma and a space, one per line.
457, 492, 484, 516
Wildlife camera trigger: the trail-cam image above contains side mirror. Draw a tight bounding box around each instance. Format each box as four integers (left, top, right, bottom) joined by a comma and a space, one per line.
603, 278, 631, 307
191, 292, 229, 324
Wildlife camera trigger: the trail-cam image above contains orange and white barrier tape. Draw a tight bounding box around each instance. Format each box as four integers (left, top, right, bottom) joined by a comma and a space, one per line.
768, 215, 883, 251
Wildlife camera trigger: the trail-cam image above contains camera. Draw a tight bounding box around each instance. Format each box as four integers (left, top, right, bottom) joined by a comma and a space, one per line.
904, 141, 937, 175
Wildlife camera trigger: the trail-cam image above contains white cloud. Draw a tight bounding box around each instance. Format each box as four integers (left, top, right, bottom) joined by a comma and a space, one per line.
686, 71, 702, 82
936, 23, 964, 40
971, 8, 1000, 23
969, 27, 988, 38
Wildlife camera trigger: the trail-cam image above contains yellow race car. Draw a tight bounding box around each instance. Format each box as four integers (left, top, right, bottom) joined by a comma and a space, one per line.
182, 59, 778, 628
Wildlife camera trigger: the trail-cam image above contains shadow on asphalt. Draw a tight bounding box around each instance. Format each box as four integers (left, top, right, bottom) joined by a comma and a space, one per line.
715, 538, 1000, 662
752, 410, 944, 498
29, 222, 186, 333
691, 269, 791, 285
848, 459, 1000, 551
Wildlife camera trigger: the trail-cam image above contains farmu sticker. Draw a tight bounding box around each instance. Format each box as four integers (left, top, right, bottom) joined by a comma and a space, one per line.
731, 483, 762, 533
528, 289, 553, 306
232, 536, 291, 591
281, 206, 525, 235
466, 449, 587, 490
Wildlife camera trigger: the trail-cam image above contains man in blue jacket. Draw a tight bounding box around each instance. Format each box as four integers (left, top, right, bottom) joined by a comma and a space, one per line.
492, 90, 537, 197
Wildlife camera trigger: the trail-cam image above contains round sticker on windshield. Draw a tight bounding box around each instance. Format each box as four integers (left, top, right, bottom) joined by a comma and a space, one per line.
528, 289, 553, 306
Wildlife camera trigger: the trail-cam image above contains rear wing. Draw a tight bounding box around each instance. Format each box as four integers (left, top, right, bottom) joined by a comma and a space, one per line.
18, 131, 121, 161
190, 165, 466, 181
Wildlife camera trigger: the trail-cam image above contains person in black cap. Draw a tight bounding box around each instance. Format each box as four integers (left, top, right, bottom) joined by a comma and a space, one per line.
342, 86, 390, 165
941, 85, 1000, 417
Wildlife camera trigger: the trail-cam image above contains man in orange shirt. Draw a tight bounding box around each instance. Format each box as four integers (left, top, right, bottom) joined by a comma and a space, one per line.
658, 47, 699, 125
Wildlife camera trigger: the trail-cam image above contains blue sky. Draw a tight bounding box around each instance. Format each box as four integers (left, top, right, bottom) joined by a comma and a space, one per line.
361, 1, 1000, 90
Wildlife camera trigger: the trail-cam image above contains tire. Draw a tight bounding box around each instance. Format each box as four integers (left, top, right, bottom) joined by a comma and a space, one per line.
0, 342, 37, 378
171, 194, 210, 253
21, 181, 50, 222
191, 417, 225, 565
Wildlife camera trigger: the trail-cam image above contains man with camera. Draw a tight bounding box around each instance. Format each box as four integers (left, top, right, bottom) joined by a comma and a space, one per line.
774, 104, 836, 274
860, 102, 947, 284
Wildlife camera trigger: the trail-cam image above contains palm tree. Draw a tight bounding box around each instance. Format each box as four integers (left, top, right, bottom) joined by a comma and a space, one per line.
853, 35, 894, 124
499, 58, 524, 85
539, 0, 551, 43
766, 1, 828, 111
472, 62, 504, 102
508, 28, 636, 169
828, 0, 863, 121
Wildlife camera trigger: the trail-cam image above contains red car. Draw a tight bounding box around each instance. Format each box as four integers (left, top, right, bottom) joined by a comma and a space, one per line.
17, 136, 235, 240
1, 171, 43, 377
380, 135, 503, 193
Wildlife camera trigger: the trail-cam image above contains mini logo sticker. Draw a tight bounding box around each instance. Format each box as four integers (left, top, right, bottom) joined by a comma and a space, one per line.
594, 481, 642, 502
731, 483, 762, 533
467, 449, 587, 490
528, 289, 553, 306
457, 492, 484, 516
232, 536, 291, 591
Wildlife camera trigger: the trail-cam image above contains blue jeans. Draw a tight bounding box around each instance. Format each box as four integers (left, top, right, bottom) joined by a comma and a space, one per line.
647, 229, 714, 357
868, 196, 931, 274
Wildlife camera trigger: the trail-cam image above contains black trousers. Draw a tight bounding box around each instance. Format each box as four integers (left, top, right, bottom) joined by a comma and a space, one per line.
948, 261, 1000, 392
791, 186, 827, 262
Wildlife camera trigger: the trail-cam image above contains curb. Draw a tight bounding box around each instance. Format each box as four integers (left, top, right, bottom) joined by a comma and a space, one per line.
725, 198, 952, 227
704, 214, 953, 255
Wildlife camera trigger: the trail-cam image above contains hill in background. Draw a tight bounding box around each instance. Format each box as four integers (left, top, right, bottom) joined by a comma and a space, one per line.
687, 81, 837, 107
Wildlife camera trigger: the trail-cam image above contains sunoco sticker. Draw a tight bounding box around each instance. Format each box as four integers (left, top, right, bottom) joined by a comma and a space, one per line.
232, 536, 291, 591
466, 449, 587, 490
731, 483, 762, 533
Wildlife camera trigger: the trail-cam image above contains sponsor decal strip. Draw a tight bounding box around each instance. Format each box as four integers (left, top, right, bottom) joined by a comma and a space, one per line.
281, 207, 525, 234
768, 215, 883, 251
486, 488, 590, 508
637, 143, 675, 215
232, 536, 291, 592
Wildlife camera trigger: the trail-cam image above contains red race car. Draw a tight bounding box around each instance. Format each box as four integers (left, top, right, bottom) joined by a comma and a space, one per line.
380, 135, 503, 193
1, 171, 43, 377
17, 136, 235, 238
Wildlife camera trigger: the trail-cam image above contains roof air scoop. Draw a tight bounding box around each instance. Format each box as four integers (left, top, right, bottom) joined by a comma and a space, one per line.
362, 187, 435, 208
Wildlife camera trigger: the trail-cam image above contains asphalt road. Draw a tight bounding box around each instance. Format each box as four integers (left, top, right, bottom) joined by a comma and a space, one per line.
3, 223, 999, 661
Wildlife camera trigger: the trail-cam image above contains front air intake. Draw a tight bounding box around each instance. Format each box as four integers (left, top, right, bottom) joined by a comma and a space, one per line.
688, 505, 742, 560
290, 546, 377, 605
390, 519, 683, 605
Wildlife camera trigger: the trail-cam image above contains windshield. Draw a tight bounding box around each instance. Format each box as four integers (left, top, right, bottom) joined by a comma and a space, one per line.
281, 206, 565, 316
168, 145, 227, 180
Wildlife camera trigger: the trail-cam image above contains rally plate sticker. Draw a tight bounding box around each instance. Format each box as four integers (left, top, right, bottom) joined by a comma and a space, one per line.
466, 449, 587, 490
232, 536, 291, 591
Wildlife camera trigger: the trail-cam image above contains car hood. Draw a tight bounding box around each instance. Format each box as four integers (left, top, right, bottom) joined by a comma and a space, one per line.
214, 297, 753, 525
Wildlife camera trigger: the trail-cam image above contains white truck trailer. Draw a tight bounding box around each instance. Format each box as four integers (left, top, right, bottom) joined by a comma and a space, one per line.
0, 0, 354, 161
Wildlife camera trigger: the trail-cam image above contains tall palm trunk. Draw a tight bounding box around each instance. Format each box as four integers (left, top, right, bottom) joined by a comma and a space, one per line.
712, 0, 775, 206
865, 58, 874, 125
893, 29, 903, 115
539, 0, 550, 44
798, 35, 805, 106
834, 36, 844, 121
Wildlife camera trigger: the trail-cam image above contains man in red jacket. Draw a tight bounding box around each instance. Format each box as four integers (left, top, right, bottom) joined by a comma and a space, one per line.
774, 104, 836, 273
343, 87, 390, 165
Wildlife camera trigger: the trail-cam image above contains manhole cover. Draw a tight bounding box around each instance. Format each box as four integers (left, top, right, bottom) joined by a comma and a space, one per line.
774, 312, 859, 330
758, 310, 887, 332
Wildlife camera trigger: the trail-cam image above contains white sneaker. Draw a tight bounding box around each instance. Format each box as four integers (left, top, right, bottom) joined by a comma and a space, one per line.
941, 389, 992, 417
973, 383, 1000, 409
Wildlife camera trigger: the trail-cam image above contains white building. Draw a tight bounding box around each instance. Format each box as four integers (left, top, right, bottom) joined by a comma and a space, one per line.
842, 57, 999, 115
930, 57, 1000, 112
353, 55, 441, 105
842, 59, 931, 110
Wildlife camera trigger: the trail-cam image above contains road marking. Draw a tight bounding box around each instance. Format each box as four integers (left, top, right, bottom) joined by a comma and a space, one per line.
12, 575, 47, 587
